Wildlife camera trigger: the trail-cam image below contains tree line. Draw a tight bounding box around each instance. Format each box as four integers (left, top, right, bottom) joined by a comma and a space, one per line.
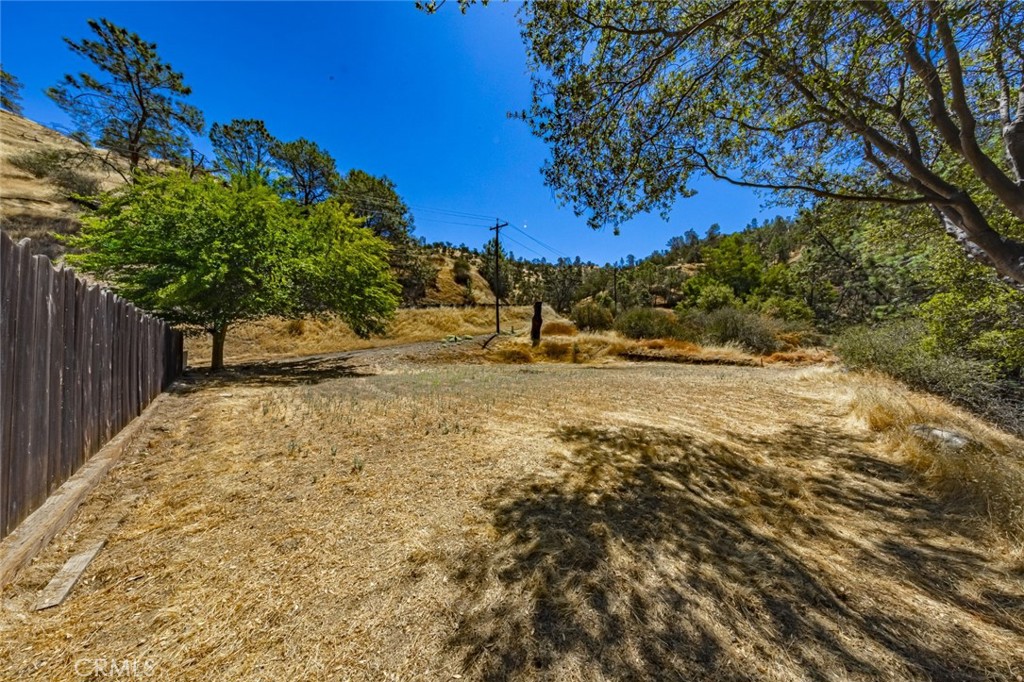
1, 19, 437, 370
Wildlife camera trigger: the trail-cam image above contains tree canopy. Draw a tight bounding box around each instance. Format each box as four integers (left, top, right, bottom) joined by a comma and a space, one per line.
64, 172, 398, 370
272, 138, 339, 206
47, 18, 203, 179
210, 118, 277, 179
0, 66, 23, 116
514, 1, 1024, 286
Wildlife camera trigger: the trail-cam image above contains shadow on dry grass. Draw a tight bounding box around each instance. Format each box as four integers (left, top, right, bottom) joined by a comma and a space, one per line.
445, 424, 1023, 681
183, 354, 373, 388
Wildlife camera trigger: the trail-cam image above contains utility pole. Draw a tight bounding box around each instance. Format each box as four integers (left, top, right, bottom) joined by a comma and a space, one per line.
490, 219, 508, 334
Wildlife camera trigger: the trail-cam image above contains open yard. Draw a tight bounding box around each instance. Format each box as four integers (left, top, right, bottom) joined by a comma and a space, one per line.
1, 342, 1022, 681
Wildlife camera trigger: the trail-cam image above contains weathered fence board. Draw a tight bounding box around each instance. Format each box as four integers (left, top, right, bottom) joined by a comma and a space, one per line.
0, 231, 183, 539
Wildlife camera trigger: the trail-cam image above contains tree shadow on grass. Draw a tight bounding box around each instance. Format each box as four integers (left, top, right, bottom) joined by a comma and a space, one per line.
445, 424, 1024, 681
181, 354, 374, 389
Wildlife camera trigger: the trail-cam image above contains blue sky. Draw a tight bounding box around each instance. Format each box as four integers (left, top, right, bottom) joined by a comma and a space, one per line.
1, 1, 789, 264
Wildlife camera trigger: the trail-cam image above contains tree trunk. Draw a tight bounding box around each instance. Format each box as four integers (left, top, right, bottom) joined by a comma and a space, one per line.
210, 324, 228, 372
937, 202, 1024, 289
1004, 118, 1024, 188
531, 301, 543, 347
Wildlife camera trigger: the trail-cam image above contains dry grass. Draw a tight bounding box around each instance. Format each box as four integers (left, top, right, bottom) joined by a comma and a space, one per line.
541, 320, 577, 336
2, 356, 1022, 680
0, 110, 127, 259
487, 332, 834, 369
184, 306, 561, 368
841, 372, 1024, 539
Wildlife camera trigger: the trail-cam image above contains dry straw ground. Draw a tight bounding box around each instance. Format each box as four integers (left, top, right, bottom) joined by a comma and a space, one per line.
2, 340, 1022, 681
184, 306, 551, 367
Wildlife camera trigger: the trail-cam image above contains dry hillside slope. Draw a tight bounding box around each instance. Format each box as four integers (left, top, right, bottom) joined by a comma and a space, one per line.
0, 110, 126, 258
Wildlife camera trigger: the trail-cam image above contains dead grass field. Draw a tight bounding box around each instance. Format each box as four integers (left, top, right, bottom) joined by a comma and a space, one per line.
2, 344, 1023, 681
184, 306, 557, 367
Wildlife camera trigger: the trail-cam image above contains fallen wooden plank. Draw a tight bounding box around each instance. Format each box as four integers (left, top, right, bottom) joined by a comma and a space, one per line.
34, 539, 106, 610
0, 389, 174, 589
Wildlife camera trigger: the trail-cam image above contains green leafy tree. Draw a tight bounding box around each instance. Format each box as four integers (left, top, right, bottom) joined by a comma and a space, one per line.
0, 66, 23, 115
702, 234, 764, 298
333, 169, 437, 304
210, 118, 277, 179
480, 238, 512, 301
272, 138, 339, 206
334, 169, 412, 243
48, 19, 203, 180
64, 172, 397, 370
516, 2, 1024, 286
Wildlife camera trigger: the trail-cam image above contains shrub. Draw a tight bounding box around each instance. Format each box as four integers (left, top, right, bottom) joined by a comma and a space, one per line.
614, 307, 687, 340
695, 280, 740, 311
702, 307, 781, 354
570, 301, 614, 331
453, 257, 472, 285
835, 320, 1024, 435
9, 149, 99, 198
52, 168, 100, 198
541, 320, 578, 336
758, 295, 814, 322
10, 149, 66, 178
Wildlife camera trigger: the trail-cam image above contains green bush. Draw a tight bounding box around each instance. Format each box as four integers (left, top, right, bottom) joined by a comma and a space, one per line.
695, 280, 740, 311
10, 149, 99, 198
52, 168, 100, 198
570, 301, 614, 331
452, 256, 471, 285
757, 295, 814, 322
835, 320, 1023, 435
614, 307, 687, 340
702, 307, 781, 354
9, 150, 66, 178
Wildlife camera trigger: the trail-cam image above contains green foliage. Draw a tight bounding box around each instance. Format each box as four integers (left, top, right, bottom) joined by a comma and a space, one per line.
685, 278, 739, 312
918, 247, 1024, 377
10, 150, 68, 178
517, 3, 1024, 284
453, 256, 472, 285
210, 119, 277, 179
293, 200, 401, 336
756, 295, 814, 323
1, 66, 23, 115
10, 149, 99, 199
64, 172, 397, 369
702, 235, 763, 297
480, 238, 512, 301
332, 169, 434, 306
272, 138, 338, 206
700, 307, 780, 355
47, 19, 203, 178
835, 320, 1022, 434
335, 170, 411, 243
614, 307, 686, 340
570, 301, 613, 331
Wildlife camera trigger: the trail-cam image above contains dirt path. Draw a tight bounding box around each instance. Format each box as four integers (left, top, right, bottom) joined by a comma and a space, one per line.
2, 345, 1022, 681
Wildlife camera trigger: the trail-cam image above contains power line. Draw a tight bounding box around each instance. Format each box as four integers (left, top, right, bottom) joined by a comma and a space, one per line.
500, 233, 547, 260
506, 222, 572, 260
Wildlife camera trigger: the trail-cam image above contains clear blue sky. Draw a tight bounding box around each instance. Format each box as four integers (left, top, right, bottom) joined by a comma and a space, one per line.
1, 0, 790, 265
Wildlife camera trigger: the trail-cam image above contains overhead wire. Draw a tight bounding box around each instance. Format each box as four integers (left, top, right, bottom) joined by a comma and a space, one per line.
505, 222, 573, 260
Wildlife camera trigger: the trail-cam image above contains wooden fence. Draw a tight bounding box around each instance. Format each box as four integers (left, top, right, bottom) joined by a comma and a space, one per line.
0, 231, 183, 539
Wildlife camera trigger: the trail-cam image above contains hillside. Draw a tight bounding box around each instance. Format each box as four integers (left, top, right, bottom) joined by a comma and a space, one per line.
0, 110, 127, 259
0, 110, 496, 304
